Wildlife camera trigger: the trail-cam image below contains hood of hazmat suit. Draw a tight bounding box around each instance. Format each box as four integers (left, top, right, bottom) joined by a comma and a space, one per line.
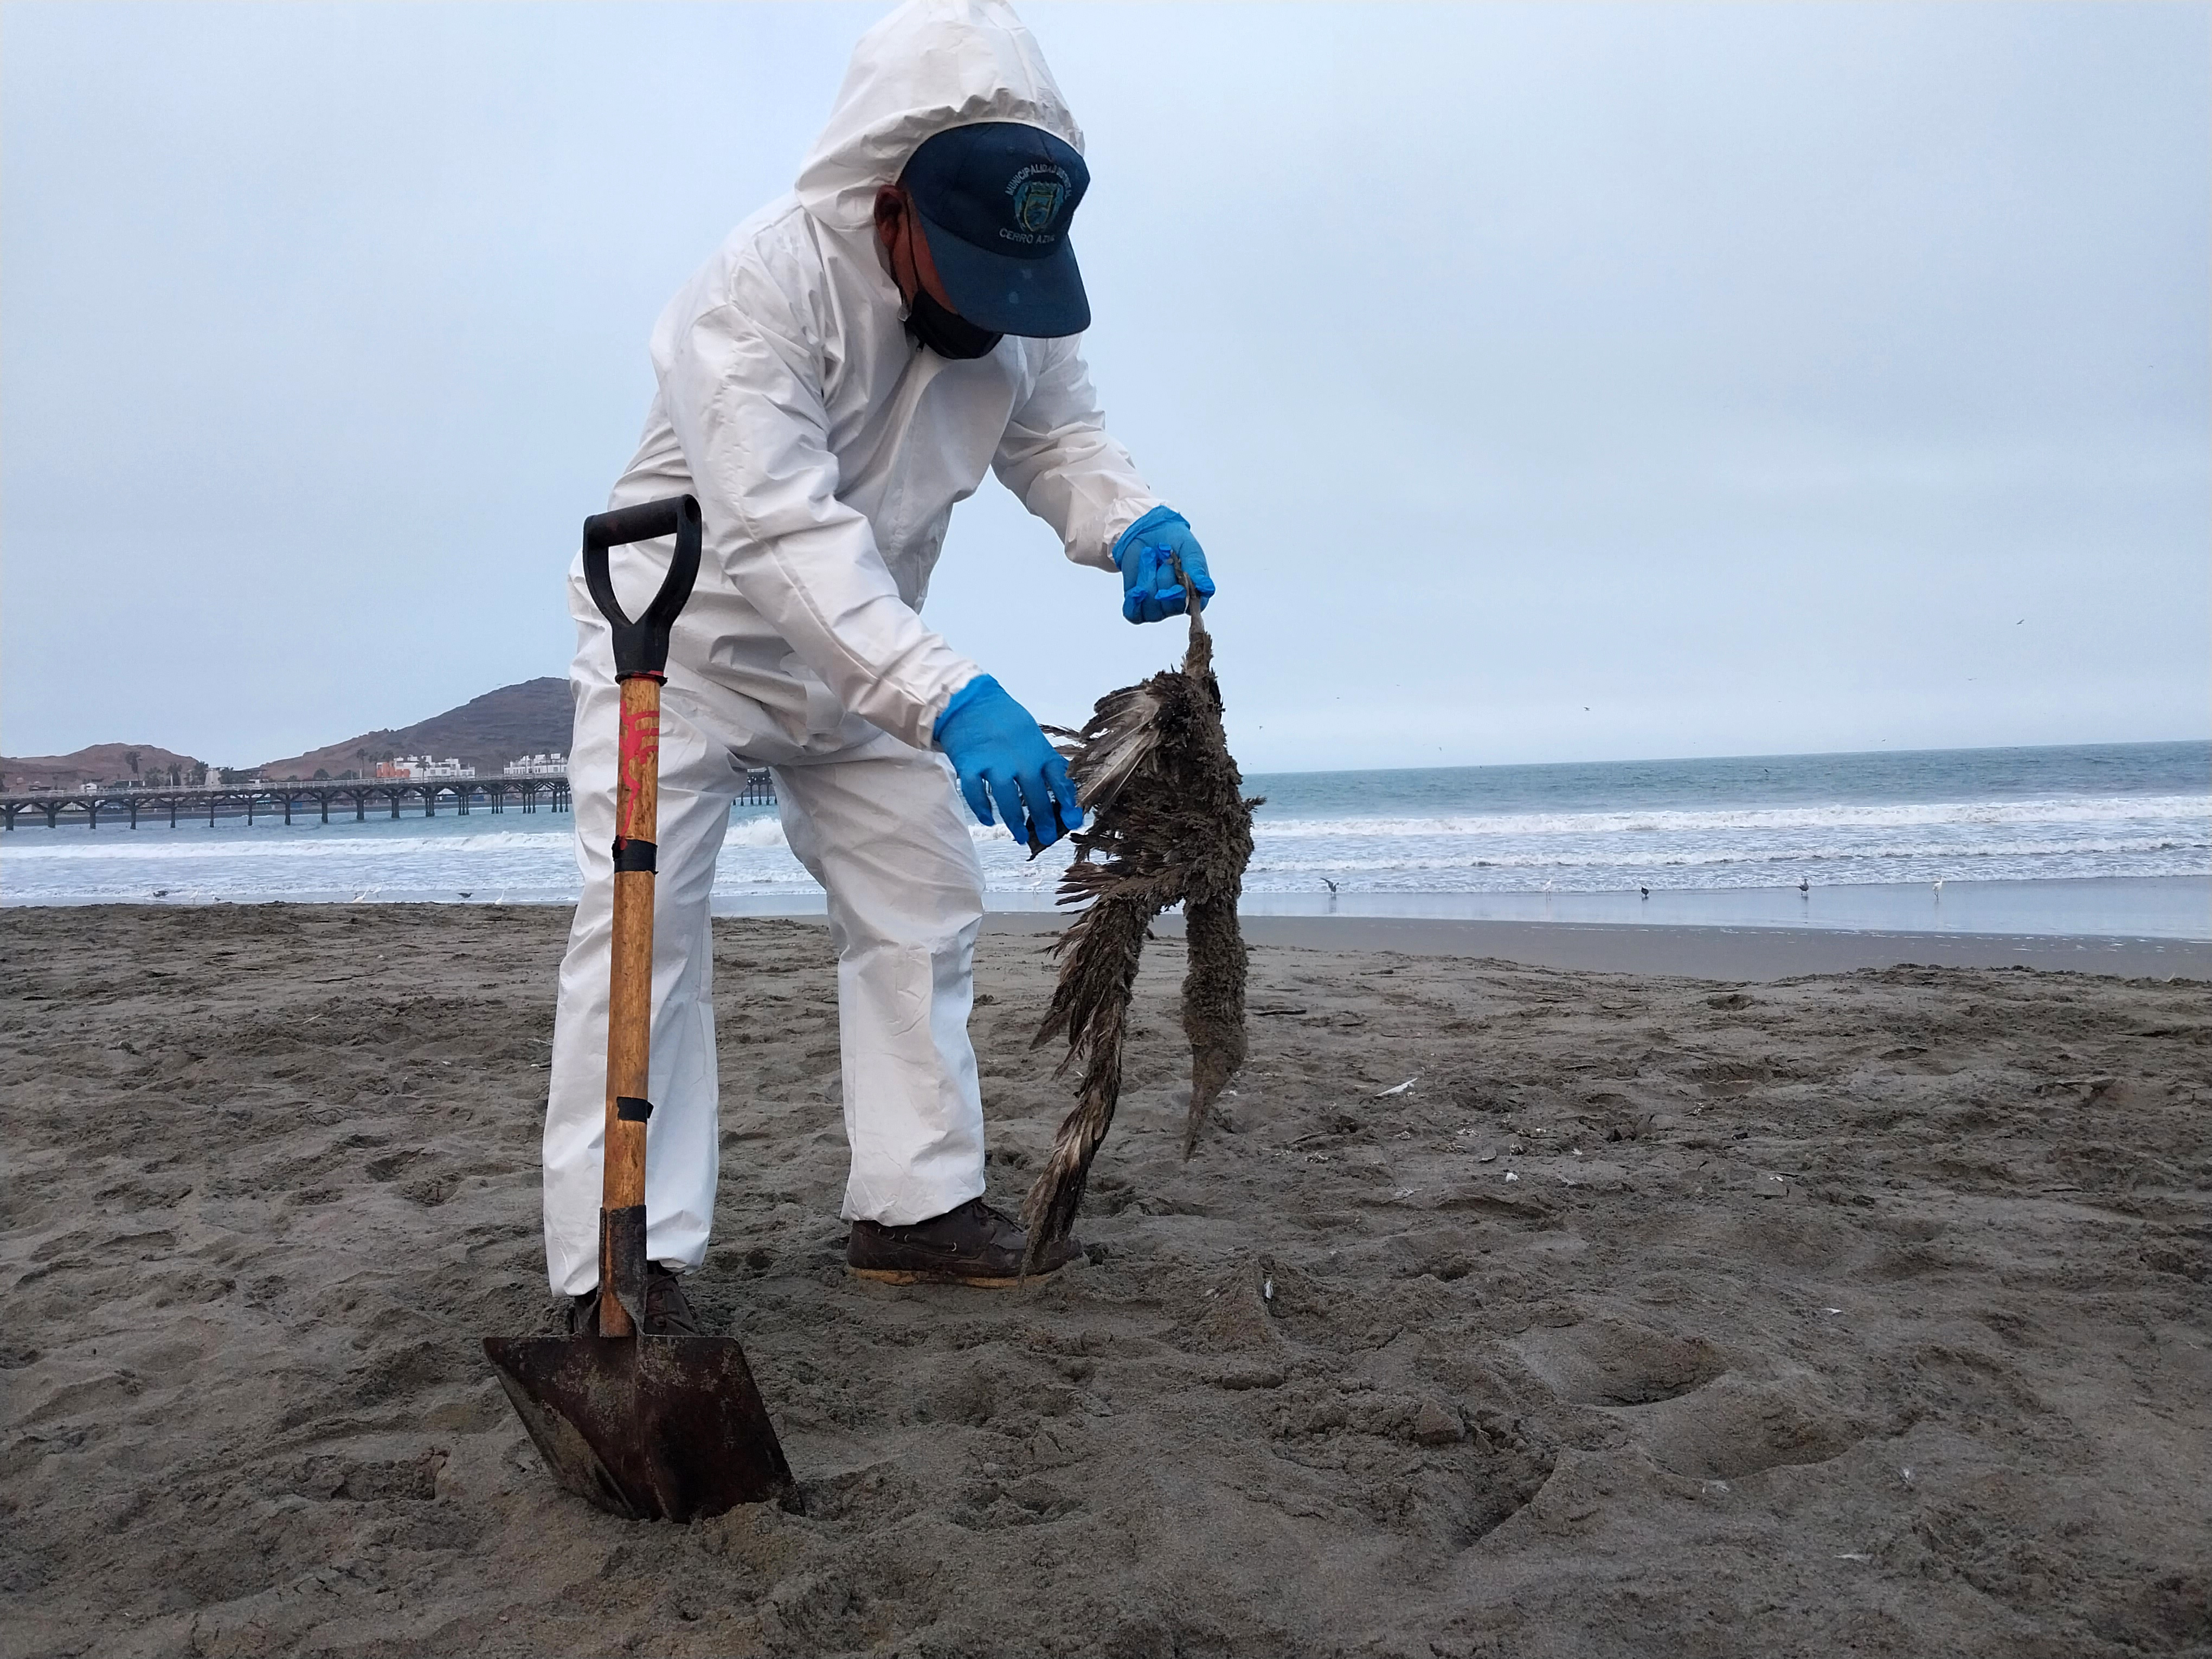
794, 0, 1082, 234
588, 0, 1160, 758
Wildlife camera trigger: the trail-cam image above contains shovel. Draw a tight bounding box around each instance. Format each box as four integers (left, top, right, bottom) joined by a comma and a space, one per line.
484, 493, 795, 1520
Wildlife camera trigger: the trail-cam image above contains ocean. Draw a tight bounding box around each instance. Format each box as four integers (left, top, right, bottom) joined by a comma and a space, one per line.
5, 741, 2206, 938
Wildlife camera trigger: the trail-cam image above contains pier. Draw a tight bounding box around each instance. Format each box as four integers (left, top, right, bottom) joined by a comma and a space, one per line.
1, 769, 775, 829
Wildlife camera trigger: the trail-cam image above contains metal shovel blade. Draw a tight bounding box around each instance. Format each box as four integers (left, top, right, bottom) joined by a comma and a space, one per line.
483, 1333, 795, 1521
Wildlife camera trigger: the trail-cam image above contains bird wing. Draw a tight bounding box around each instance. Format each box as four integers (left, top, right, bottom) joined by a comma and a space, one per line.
1069, 684, 1165, 813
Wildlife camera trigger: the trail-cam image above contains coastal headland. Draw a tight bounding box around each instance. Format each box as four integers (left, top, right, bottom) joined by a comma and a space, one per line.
0, 677, 570, 793
5, 903, 2206, 1656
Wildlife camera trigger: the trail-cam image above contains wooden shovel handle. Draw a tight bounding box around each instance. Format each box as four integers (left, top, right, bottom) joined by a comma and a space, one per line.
599, 672, 662, 1337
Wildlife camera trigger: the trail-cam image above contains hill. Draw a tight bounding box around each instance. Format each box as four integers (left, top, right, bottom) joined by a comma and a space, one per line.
0, 743, 210, 792
260, 678, 573, 780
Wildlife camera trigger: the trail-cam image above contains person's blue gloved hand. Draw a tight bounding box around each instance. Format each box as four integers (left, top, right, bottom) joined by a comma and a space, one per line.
934, 674, 1083, 849
1112, 505, 1214, 625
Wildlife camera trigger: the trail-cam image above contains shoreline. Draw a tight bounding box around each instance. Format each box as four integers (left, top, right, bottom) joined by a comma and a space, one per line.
3, 897, 2203, 980
6, 872, 2206, 917
1024, 912, 2212, 981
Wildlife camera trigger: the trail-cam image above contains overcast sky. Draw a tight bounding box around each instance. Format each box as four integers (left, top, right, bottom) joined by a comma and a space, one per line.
4, 2, 2205, 774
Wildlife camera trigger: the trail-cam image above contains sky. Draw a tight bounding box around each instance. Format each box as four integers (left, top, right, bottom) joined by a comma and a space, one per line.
4, 2, 2206, 774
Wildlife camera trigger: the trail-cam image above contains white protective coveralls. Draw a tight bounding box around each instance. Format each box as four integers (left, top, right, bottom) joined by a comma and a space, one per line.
542, 0, 1161, 1296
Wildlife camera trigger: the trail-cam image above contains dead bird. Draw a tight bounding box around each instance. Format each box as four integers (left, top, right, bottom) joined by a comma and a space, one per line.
1021, 572, 1258, 1274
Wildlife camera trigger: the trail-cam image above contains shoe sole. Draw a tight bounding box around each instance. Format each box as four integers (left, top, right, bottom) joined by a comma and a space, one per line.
846, 1263, 1065, 1288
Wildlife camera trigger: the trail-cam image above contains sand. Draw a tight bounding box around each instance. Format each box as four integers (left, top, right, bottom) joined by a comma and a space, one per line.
1011, 911, 2212, 982
3, 903, 2208, 1658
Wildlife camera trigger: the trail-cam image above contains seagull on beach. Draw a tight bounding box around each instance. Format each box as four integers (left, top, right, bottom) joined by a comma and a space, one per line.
1639, 886, 1649, 899
1321, 877, 1338, 895
458, 891, 473, 899
1799, 878, 1810, 895
151, 888, 168, 898
1933, 879, 1945, 897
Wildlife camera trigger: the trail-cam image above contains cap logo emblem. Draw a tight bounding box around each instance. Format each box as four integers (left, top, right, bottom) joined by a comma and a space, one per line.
1013, 177, 1064, 233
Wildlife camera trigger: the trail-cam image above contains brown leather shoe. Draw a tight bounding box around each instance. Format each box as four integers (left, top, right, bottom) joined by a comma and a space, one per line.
847, 1197, 1079, 1287
566, 1262, 704, 1335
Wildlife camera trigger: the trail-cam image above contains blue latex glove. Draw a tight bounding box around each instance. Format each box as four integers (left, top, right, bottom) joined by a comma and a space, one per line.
934, 674, 1083, 848
1112, 506, 1214, 625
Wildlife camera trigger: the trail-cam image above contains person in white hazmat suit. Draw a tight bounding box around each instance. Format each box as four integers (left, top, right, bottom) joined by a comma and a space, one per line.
545, 0, 1217, 1327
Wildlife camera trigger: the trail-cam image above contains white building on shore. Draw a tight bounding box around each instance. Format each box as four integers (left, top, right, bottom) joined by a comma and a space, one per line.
375, 755, 475, 780
504, 753, 567, 777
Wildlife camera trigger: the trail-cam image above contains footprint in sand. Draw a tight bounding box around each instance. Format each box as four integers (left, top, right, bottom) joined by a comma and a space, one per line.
1515, 1317, 1860, 1479
1512, 1317, 1725, 1406
1626, 1370, 1861, 1479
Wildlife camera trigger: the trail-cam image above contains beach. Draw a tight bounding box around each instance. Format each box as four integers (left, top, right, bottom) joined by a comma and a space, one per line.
4, 902, 2208, 1658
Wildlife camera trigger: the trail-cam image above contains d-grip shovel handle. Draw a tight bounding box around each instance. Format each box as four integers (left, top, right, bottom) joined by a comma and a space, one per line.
583, 494, 703, 680
583, 494, 700, 1338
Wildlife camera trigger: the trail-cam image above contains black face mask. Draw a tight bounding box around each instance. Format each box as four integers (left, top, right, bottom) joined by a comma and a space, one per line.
903, 284, 1002, 360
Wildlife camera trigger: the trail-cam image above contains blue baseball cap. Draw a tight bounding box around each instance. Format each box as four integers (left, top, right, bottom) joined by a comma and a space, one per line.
901, 121, 1091, 338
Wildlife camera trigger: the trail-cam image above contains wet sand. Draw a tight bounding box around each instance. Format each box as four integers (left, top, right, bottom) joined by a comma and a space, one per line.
4, 903, 2209, 1658
1002, 911, 2212, 982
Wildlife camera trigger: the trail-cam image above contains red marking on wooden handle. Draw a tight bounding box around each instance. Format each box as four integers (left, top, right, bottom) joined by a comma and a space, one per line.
616, 704, 659, 843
